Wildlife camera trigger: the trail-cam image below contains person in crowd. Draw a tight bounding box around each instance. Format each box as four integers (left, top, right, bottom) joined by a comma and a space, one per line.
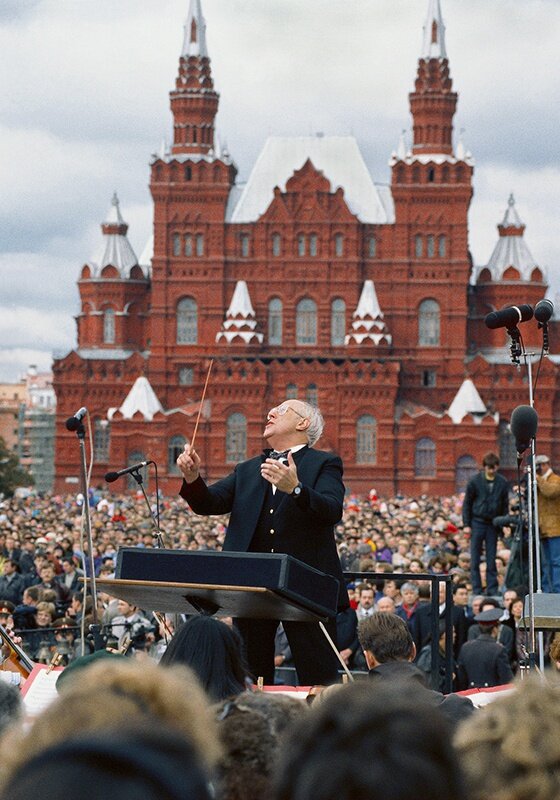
0, 559, 25, 606
452, 583, 474, 622
160, 616, 250, 701
376, 596, 396, 613
456, 608, 514, 689
274, 623, 296, 685
272, 680, 467, 800
36, 563, 71, 612
110, 598, 153, 652
336, 605, 360, 670
535, 454, 560, 593
177, 399, 346, 686
416, 580, 469, 659
1, 723, 214, 800
462, 452, 509, 596
416, 620, 456, 693
466, 597, 514, 664
396, 582, 420, 645
215, 692, 305, 800
57, 556, 82, 594
455, 676, 560, 800
358, 612, 473, 728
355, 584, 376, 620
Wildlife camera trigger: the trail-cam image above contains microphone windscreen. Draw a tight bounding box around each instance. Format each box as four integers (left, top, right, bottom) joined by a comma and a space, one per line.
104, 472, 119, 483
510, 405, 538, 452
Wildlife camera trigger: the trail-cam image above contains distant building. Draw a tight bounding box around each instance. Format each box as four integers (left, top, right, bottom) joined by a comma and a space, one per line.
52, 0, 556, 495
0, 381, 26, 455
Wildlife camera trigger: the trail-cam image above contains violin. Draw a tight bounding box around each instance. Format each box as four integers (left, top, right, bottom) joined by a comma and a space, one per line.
0, 622, 35, 679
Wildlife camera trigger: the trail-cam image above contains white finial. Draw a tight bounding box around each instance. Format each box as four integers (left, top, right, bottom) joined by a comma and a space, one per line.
182, 0, 208, 58
456, 129, 465, 160
107, 192, 124, 225
421, 0, 447, 59
397, 130, 407, 160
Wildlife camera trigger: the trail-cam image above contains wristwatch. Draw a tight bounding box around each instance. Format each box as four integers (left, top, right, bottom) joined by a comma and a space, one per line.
291, 482, 303, 498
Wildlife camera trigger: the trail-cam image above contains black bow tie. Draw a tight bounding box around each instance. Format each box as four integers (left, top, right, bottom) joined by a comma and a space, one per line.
266, 449, 290, 462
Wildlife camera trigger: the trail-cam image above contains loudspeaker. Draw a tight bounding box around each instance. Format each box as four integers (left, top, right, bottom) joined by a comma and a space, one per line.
522, 593, 560, 629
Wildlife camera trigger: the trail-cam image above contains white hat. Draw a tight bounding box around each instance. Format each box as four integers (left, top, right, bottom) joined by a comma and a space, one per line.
535, 455, 550, 465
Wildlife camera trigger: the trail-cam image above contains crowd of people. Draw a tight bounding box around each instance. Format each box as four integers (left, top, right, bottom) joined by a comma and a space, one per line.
0, 480, 535, 681
1, 472, 560, 797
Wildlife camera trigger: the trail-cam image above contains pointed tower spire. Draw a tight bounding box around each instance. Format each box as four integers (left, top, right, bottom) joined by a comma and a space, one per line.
170, 0, 219, 156
98, 193, 139, 275
409, 0, 457, 155
480, 195, 543, 282
182, 0, 208, 57
421, 0, 447, 59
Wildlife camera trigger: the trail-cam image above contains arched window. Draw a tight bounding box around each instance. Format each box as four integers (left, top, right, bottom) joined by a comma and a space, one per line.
415, 438, 436, 477
177, 297, 197, 344
185, 166, 192, 181
499, 421, 518, 469
438, 235, 446, 258
226, 413, 246, 463
368, 236, 377, 258
427, 235, 435, 258
297, 235, 306, 257
103, 309, 115, 344
356, 415, 377, 464
127, 450, 147, 489
184, 234, 193, 257
415, 235, 423, 258
168, 435, 186, 474
196, 234, 204, 257
309, 234, 318, 257
93, 418, 110, 462
272, 234, 281, 257
286, 383, 298, 399
334, 234, 344, 257
455, 455, 477, 492
240, 234, 250, 257
268, 298, 282, 345
331, 298, 346, 346
418, 299, 440, 346
306, 383, 318, 407
296, 298, 317, 345
172, 233, 181, 257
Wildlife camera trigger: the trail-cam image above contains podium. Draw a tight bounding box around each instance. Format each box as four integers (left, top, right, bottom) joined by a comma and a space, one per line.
97, 548, 340, 622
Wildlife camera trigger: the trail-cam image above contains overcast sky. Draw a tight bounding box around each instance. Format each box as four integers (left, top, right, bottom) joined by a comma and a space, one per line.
1, 0, 559, 382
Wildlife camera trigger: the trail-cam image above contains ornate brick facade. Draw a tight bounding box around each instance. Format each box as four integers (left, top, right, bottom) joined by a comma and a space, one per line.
53, 0, 557, 496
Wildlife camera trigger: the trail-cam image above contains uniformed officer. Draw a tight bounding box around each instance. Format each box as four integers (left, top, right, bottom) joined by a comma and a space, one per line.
456, 608, 514, 690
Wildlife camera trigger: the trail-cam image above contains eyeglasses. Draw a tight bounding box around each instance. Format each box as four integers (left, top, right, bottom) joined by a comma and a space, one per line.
269, 403, 306, 419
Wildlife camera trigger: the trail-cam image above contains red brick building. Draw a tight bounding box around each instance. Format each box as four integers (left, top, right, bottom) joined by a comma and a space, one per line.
53, 0, 557, 496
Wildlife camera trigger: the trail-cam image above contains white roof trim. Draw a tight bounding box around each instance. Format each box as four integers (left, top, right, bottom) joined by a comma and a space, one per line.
118, 376, 164, 421
229, 136, 389, 224
447, 378, 487, 424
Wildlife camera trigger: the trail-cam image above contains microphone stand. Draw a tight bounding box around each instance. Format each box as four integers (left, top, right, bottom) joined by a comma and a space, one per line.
129, 467, 166, 549
68, 419, 104, 652
507, 328, 543, 671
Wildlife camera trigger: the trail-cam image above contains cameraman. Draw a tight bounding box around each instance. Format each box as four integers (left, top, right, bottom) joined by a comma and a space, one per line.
462, 452, 509, 597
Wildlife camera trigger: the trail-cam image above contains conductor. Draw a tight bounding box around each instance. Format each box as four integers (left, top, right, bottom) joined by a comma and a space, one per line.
177, 399, 346, 685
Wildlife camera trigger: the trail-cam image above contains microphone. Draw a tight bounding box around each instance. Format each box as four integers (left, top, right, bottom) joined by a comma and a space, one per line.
65, 407, 88, 431
534, 298, 554, 324
484, 304, 534, 330
510, 405, 538, 456
105, 461, 152, 483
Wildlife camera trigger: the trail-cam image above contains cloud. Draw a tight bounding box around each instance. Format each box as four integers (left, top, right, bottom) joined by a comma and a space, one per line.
1, 0, 559, 382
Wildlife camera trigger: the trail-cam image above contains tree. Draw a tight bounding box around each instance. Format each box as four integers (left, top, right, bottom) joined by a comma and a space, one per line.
0, 437, 33, 498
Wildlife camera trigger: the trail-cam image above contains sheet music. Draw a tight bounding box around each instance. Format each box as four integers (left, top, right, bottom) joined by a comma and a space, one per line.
21, 665, 63, 718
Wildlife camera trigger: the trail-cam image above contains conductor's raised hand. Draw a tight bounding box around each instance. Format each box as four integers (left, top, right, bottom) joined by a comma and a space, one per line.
260, 450, 299, 494
177, 443, 201, 484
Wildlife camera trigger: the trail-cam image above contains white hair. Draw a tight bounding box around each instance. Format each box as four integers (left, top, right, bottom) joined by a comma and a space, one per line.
298, 401, 324, 447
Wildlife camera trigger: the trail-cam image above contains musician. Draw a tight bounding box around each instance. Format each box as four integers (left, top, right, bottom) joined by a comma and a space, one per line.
177, 399, 346, 685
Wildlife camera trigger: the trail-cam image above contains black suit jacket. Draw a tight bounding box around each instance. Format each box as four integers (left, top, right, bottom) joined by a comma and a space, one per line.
180, 446, 348, 607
